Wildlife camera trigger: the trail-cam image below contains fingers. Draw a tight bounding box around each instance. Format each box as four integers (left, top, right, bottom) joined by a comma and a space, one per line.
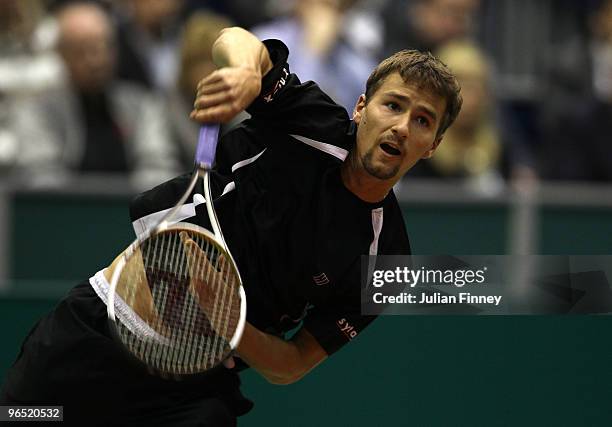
180, 231, 200, 277
178, 232, 235, 340
190, 67, 262, 124
190, 81, 244, 121
180, 232, 228, 274
192, 70, 238, 123
193, 91, 233, 110
180, 232, 213, 309
190, 105, 239, 124
196, 75, 228, 94
179, 232, 231, 301
217, 254, 232, 283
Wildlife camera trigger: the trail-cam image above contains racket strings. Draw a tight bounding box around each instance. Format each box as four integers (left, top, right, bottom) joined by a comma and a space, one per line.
115, 228, 241, 374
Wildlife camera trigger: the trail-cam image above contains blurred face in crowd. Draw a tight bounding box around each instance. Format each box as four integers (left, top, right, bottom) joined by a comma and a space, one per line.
436, 42, 490, 130
352, 73, 447, 182
413, 0, 480, 47
127, 0, 184, 34
58, 4, 116, 93
177, 13, 233, 97
295, 0, 355, 14
451, 73, 487, 129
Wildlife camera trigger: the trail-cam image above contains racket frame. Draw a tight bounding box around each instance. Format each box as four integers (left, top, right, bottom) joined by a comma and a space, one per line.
107, 124, 247, 373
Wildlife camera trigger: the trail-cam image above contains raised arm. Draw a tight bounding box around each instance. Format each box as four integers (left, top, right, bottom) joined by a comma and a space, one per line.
190, 27, 273, 123
191, 28, 350, 146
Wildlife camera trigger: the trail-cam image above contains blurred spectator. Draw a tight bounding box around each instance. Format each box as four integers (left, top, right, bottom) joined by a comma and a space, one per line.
409, 40, 503, 194
167, 12, 235, 169
14, 1, 179, 189
114, 0, 186, 92
252, 0, 377, 111
184, 0, 273, 29
341, 0, 385, 59
0, 0, 64, 172
0, 95, 19, 175
539, 0, 612, 181
0, 0, 64, 95
381, 0, 480, 57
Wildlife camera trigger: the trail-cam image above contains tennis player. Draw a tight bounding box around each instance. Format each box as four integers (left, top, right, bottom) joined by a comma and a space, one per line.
1, 27, 461, 426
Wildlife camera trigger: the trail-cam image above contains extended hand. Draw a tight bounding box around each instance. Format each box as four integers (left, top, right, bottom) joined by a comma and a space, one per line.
180, 232, 237, 369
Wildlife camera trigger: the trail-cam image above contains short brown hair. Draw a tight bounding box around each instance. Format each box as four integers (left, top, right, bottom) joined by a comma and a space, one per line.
365, 50, 463, 138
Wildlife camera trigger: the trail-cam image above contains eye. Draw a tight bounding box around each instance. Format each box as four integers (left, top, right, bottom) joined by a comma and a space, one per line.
415, 116, 431, 127
385, 102, 401, 112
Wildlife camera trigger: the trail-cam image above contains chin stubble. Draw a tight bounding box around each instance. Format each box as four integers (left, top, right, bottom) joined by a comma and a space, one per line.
362, 146, 399, 180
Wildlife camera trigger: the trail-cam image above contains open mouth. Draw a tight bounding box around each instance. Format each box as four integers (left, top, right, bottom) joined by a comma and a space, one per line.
380, 143, 401, 156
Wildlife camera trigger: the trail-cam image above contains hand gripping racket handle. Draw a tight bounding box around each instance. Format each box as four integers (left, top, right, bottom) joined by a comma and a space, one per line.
196, 124, 221, 169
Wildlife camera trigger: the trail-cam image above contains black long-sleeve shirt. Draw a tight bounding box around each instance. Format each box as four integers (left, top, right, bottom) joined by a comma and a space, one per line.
130, 40, 411, 356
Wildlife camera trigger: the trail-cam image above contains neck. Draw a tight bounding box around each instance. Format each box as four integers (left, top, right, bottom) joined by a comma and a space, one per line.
340, 153, 394, 203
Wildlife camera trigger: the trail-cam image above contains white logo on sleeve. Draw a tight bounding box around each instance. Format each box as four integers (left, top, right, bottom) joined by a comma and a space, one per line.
336, 318, 358, 340
313, 272, 330, 286
263, 68, 289, 103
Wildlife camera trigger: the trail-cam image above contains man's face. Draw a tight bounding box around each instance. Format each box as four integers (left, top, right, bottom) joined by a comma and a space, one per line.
352, 73, 447, 181
58, 8, 116, 93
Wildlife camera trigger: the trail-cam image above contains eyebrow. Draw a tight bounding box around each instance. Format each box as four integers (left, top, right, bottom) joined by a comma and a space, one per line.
384, 91, 438, 122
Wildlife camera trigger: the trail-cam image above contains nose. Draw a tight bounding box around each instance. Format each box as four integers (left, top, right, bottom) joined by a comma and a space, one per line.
391, 113, 411, 140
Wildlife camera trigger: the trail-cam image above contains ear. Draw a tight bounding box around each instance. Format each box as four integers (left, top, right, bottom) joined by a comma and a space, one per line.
352, 94, 367, 124
421, 136, 443, 159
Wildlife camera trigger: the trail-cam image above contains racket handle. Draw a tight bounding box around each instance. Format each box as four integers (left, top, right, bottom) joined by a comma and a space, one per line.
195, 124, 221, 169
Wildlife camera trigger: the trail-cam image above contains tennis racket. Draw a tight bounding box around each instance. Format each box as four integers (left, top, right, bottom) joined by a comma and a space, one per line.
107, 124, 246, 376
